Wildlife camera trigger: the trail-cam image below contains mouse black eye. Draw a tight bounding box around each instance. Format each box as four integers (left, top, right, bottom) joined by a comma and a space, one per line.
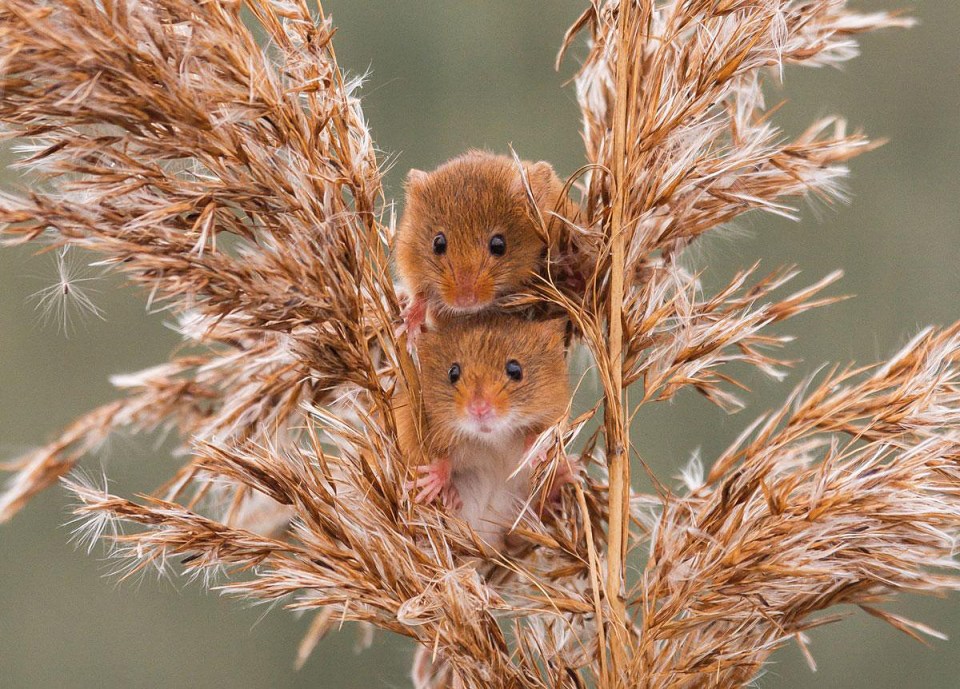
489, 233, 506, 257
505, 359, 522, 381
448, 363, 461, 384
433, 232, 447, 255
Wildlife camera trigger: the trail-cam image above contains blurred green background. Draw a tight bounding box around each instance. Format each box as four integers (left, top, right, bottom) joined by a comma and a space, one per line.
1, 2, 958, 687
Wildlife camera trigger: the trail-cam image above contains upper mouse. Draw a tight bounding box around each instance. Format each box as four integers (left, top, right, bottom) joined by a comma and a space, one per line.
395, 151, 571, 334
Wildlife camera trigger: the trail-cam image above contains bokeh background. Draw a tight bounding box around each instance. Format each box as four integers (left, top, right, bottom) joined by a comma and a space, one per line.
1, 2, 958, 687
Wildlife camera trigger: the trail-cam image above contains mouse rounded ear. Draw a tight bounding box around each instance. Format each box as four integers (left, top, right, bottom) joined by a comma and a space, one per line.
538, 316, 570, 349
527, 161, 557, 183
404, 169, 429, 191
517, 160, 562, 207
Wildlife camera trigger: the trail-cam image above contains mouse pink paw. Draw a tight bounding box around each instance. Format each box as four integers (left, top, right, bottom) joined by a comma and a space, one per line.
442, 483, 462, 511
551, 250, 588, 296
544, 454, 582, 505
398, 293, 428, 353
407, 457, 459, 509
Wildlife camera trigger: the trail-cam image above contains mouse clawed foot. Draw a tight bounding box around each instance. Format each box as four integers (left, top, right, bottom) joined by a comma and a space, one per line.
441, 482, 462, 512
550, 250, 588, 296
526, 433, 581, 507
526, 433, 554, 477
397, 293, 428, 353
408, 457, 459, 509
523, 431, 540, 457
544, 454, 582, 506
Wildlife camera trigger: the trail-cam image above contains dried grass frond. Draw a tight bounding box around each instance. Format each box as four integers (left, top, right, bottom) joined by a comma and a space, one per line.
0, 0, 399, 517
631, 325, 960, 686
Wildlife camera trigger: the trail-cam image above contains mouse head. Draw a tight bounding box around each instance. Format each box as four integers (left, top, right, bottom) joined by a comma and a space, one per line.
397, 151, 566, 315
418, 315, 569, 444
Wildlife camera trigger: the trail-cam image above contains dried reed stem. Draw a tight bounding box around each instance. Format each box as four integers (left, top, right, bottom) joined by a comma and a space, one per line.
602, 0, 635, 684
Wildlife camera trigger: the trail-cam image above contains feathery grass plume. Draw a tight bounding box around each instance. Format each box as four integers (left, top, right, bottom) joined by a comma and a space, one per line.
553, 0, 916, 683
2, 1, 956, 689
629, 326, 960, 686
28, 247, 106, 335
0, 1, 602, 684
0, 0, 400, 521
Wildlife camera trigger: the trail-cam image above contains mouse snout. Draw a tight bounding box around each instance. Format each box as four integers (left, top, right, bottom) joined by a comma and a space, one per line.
441, 272, 494, 312
452, 284, 479, 308
466, 395, 494, 421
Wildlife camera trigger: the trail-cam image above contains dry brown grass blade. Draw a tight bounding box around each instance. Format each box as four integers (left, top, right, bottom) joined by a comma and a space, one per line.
600, 0, 636, 681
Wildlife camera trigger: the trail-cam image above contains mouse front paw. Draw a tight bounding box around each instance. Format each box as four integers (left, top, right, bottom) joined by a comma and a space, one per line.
551, 250, 588, 296
407, 457, 458, 508
543, 454, 582, 505
397, 293, 429, 353
441, 482, 462, 512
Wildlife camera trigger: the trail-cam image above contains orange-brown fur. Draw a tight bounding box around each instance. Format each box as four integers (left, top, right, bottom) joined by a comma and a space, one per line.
396, 314, 570, 548
395, 151, 576, 319
410, 315, 569, 455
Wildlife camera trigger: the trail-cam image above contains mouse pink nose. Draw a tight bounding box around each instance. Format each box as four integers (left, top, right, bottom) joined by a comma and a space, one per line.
467, 397, 493, 420
453, 288, 477, 308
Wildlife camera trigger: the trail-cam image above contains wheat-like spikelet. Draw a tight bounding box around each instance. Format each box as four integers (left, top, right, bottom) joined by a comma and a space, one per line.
2, 1, 955, 688
630, 325, 960, 686
0, 0, 397, 520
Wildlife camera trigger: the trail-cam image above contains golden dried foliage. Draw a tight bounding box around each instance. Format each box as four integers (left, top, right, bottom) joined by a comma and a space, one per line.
3, 2, 955, 689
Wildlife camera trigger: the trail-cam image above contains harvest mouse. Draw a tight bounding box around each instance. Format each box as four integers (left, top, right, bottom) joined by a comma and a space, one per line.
398, 314, 574, 551
395, 151, 579, 347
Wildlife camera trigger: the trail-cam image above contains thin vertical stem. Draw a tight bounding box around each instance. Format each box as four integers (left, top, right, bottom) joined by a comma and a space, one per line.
604, 0, 634, 685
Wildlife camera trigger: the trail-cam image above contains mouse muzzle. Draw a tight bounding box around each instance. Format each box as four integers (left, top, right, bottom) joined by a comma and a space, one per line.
442, 273, 495, 312
459, 387, 508, 437
452, 285, 480, 309
466, 396, 494, 422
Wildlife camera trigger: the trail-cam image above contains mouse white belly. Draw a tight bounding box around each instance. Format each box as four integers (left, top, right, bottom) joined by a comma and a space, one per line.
450, 433, 531, 550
